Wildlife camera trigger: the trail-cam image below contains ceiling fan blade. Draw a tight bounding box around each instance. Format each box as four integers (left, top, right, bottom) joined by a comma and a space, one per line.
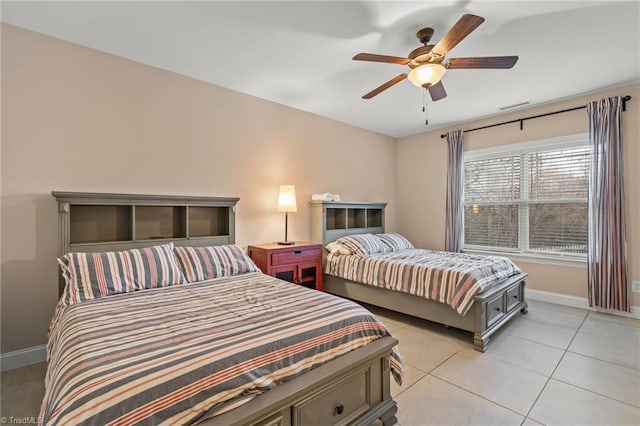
446, 56, 519, 69
362, 73, 408, 99
428, 81, 447, 101
432, 14, 485, 56
353, 53, 410, 65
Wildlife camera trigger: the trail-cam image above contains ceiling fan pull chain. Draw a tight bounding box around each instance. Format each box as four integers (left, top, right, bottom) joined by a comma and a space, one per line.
424, 89, 429, 126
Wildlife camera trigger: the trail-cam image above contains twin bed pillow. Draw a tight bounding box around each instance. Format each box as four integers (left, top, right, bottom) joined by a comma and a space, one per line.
329, 232, 414, 256
376, 233, 414, 251
58, 243, 258, 305
335, 233, 390, 256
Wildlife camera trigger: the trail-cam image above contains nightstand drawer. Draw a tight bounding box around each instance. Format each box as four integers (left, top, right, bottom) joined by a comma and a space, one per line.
271, 248, 321, 266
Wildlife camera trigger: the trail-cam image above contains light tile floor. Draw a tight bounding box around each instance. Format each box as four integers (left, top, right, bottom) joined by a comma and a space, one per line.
373, 300, 640, 426
1, 300, 639, 425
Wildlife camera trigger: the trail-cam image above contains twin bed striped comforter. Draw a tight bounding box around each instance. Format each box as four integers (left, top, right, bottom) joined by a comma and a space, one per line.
326, 249, 522, 315
41, 272, 402, 425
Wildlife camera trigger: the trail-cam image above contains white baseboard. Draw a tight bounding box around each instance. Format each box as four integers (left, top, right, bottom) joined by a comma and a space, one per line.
0, 345, 46, 372
526, 289, 640, 319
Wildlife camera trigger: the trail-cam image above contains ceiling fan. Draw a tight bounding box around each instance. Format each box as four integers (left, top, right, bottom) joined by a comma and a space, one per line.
354, 14, 518, 101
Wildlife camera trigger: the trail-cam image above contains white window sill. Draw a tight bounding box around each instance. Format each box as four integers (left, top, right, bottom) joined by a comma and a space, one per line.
463, 248, 587, 268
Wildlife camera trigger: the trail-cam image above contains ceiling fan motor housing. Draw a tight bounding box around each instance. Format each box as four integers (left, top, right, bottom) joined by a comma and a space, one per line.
408, 45, 444, 68
416, 27, 434, 44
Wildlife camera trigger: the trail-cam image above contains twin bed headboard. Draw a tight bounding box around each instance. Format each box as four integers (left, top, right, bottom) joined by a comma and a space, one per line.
309, 200, 387, 244
52, 191, 239, 294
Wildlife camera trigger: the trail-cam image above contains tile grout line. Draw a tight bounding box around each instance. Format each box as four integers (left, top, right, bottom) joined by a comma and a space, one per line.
501, 327, 580, 351
391, 369, 428, 399
564, 347, 640, 371
482, 343, 561, 378
523, 310, 590, 421
564, 314, 640, 370
430, 373, 528, 420
507, 309, 638, 371
550, 376, 640, 409
391, 358, 429, 398
394, 346, 468, 399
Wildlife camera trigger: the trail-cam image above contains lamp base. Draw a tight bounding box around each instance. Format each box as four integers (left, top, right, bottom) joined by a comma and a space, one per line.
277, 241, 295, 246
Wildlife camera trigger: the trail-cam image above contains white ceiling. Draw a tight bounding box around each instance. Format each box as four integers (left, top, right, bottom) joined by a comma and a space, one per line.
2, 1, 639, 138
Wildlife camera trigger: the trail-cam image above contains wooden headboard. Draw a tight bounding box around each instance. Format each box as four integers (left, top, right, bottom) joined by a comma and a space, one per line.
52, 191, 239, 294
309, 200, 387, 244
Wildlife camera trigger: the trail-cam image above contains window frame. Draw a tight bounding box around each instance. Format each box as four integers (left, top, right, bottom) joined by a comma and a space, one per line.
462, 133, 589, 266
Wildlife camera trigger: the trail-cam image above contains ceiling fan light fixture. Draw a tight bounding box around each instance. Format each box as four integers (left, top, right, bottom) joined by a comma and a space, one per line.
407, 63, 446, 88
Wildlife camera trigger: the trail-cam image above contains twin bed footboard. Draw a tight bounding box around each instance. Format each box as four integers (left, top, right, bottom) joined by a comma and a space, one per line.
473, 273, 528, 351
323, 272, 528, 352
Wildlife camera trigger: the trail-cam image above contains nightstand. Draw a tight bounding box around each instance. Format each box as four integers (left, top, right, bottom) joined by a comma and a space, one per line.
248, 242, 323, 290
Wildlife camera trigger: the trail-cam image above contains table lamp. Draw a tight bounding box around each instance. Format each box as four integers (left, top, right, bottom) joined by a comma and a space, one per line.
277, 185, 297, 245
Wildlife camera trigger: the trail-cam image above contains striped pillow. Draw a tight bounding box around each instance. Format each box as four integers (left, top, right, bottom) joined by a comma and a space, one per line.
377, 233, 414, 251
173, 245, 259, 283
58, 243, 187, 305
336, 234, 389, 256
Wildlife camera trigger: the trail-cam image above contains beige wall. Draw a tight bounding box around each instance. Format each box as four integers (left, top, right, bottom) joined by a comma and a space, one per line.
0, 24, 397, 352
397, 83, 640, 308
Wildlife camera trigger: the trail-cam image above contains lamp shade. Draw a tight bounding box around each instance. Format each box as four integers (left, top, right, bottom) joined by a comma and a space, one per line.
277, 185, 297, 212
407, 63, 446, 88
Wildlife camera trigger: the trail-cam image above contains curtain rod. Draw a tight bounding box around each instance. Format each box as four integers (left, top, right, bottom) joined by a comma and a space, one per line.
440, 95, 632, 139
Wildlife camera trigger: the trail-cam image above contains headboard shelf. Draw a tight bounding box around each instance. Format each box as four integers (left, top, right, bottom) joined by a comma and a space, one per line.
53, 191, 239, 253
53, 191, 240, 295
310, 200, 387, 243
188, 206, 230, 237
69, 204, 133, 244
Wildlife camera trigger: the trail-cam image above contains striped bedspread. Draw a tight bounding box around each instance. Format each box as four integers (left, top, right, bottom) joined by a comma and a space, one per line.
326, 249, 522, 315
41, 272, 402, 425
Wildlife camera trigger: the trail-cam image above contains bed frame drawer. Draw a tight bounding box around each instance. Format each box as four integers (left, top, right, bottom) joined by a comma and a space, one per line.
292, 366, 371, 426
506, 285, 523, 313
486, 295, 505, 328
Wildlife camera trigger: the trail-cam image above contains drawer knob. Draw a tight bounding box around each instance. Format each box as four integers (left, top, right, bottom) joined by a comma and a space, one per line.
334, 404, 345, 416
294, 250, 302, 255
494, 307, 501, 312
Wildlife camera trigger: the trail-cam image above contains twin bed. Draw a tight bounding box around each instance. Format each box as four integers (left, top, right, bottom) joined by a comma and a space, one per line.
311, 201, 528, 352
43, 193, 527, 425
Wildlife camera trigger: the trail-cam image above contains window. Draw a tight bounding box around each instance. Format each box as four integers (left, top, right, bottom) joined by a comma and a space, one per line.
463, 134, 589, 258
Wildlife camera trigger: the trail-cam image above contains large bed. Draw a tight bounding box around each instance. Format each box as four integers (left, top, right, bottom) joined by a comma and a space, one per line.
310, 201, 528, 352
45, 192, 403, 426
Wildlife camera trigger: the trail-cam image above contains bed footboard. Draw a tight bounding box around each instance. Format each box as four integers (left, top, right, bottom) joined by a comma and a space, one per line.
473, 273, 528, 352
200, 336, 399, 426
323, 272, 528, 353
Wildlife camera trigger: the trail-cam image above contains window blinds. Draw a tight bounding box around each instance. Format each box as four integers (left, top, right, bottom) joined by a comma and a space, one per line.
463, 139, 589, 256
527, 147, 589, 254
463, 155, 521, 250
